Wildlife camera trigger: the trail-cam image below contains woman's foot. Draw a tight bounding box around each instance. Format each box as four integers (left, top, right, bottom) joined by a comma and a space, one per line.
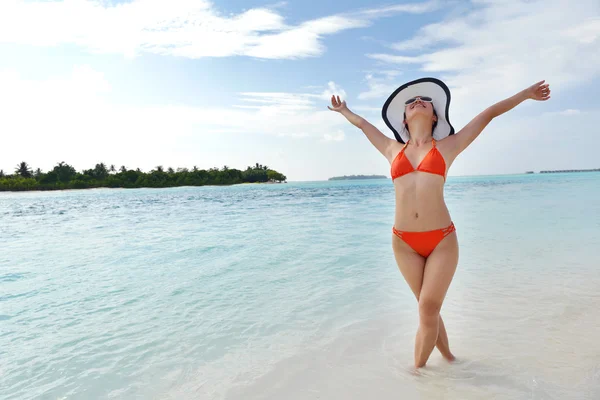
442, 351, 456, 362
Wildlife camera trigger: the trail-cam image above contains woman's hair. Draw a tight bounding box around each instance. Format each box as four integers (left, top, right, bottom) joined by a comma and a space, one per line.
403, 107, 438, 136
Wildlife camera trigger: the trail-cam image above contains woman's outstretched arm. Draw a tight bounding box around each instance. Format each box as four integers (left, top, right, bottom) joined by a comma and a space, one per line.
328, 95, 396, 160
443, 80, 551, 158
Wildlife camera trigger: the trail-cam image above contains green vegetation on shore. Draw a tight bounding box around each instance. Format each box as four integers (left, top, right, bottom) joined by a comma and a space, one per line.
328, 174, 387, 181
0, 162, 287, 192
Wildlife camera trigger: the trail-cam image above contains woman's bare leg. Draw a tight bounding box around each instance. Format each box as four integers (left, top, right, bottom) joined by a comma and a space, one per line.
413, 232, 459, 368
436, 315, 455, 361
392, 234, 455, 362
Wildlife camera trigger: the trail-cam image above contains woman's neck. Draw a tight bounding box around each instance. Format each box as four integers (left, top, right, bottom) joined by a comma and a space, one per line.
408, 134, 433, 146
407, 120, 433, 146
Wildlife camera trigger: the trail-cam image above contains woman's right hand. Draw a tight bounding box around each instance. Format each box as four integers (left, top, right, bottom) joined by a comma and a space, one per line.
327, 95, 348, 113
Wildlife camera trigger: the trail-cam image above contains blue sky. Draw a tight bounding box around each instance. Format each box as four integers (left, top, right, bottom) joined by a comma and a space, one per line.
1, 0, 599, 181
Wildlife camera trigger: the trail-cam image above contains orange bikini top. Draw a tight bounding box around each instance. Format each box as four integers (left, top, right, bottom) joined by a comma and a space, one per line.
391, 139, 446, 181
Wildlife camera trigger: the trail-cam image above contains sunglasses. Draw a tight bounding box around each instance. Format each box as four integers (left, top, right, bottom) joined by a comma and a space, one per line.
405, 96, 433, 105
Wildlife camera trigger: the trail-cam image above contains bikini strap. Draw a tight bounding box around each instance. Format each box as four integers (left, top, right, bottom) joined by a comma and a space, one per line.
432, 138, 436, 147
402, 140, 409, 150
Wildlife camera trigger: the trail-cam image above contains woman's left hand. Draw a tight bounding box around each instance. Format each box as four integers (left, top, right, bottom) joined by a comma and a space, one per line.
525, 80, 551, 101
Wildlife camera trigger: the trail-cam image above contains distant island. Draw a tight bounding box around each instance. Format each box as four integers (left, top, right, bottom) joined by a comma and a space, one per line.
539, 168, 600, 174
525, 168, 600, 174
0, 161, 287, 192
329, 174, 387, 181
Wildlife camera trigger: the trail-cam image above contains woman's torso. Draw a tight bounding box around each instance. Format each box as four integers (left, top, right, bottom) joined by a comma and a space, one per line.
388, 139, 453, 231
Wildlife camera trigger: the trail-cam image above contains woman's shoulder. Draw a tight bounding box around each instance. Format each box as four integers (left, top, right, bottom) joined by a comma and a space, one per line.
434, 136, 458, 165
386, 141, 405, 164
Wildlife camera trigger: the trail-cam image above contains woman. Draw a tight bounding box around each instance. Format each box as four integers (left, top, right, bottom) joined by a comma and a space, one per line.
328, 77, 551, 368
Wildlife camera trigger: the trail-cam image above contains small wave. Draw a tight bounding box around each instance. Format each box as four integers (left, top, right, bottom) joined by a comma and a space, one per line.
0, 272, 29, 282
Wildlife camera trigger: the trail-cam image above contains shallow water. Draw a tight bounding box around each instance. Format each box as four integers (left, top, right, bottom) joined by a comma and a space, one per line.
1, 173, 600, 399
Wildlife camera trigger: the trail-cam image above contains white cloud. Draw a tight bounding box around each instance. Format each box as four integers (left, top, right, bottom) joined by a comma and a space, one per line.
447, 106, 600, 176
365, 0, 600, 128
367, 54, 424, 64
322, 130, 346, 142
543, 109, 584, 117
0, 66, 350, 173
389, 19, 467, 51
234, 82, 347, 115
563, 17, 600, 44
0, 0, 440, 60
358, 1, 442, 16
352, 106, 382, 112
557, 109, 582, 116
321, 81, 348, 101
357, 72, 402, 100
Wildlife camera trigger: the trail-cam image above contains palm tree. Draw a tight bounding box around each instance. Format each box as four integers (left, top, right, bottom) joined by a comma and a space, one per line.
192, 165, 198, 172
155, 166, 164, 173
34, 168, 42, 178
109, 164, 116, 174
120, 165, 127, 173
53, 162, 76, 182
0, 169, 4, 178
252, 163, 268, 171
167, 167, 175, 174
15, 162, 33, 178
91, 163, 109, 180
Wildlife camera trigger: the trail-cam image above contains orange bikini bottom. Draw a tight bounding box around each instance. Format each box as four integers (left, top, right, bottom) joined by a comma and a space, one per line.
392, 222, 456, 258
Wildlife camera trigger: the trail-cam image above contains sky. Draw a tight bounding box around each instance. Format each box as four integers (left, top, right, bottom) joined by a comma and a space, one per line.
1, 0, 599, 181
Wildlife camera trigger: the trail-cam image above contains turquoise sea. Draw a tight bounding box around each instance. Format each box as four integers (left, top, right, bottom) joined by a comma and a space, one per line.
2, 173, 600, 399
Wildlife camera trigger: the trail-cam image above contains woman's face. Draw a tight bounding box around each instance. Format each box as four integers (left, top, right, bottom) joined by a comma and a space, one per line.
403, 96, 437, 130
405, 96, 434, 118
